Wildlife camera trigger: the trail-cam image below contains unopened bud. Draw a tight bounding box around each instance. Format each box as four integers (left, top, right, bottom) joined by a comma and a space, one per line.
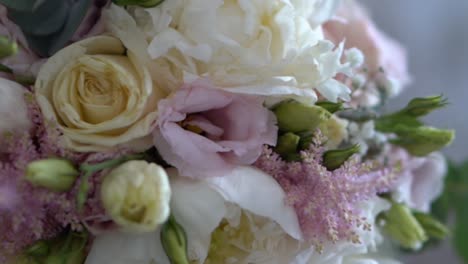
112, 0, 165, 7
390, 125, 455, 156
382, 202, 427, 250
273, 100, 331, 133
414, 212, 450, 240
400, 95, 448, 118
26, 159, 79, 192
323, 144, 360, 171
0, 36, 18, 59
275, 132, 300, 161
161, 215, 190, 264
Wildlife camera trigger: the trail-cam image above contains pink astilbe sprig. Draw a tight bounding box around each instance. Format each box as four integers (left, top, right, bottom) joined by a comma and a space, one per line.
254, 131, 399, 250
0, 92, 126, 260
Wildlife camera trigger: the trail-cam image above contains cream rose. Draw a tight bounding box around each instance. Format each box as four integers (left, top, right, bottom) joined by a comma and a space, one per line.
35, 36, 166, 152
128, 0, 358, 104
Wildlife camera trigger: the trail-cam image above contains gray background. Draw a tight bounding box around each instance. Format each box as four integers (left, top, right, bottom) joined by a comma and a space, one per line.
360, 0, 468, 263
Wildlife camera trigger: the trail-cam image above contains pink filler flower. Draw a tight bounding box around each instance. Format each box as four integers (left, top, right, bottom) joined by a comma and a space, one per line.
153, 79, 278, 178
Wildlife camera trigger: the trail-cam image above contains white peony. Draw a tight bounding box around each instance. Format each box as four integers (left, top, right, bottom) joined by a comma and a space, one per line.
85, 166, 397, 264
127, 0, 360, 104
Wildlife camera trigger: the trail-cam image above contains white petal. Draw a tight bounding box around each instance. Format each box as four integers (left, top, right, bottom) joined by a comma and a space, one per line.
85, 231, 167, 264
206, 166, 303, 240
168, 169, 227, 262
0, 78, 31, 133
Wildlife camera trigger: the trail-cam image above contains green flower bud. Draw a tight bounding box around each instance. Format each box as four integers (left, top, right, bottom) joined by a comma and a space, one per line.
390, 125, 455, 156
161, 215, 190, 264
26, 159, 79, 192
382, 202, 428, 250
399, 95, 448, 118
0, 36, 18, 59
273, 100, 331, 133
322, 144, 360, 171
414, 212, 450, 240
112, 0, 165, 7
275, 132, 300, 161
315, 101, 344, 114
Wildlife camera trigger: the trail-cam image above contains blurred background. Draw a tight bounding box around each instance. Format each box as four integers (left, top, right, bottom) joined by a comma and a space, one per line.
360, 0, 468, 263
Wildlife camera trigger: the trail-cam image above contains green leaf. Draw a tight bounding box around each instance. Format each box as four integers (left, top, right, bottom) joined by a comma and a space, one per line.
0, 0, 46, 12
441, 160, 468, 263
454, 193, 468, 263
9, 0, 68, 36
8, 0, 92, 57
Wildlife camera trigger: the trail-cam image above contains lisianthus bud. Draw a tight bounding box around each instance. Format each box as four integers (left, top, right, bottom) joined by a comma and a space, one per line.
323, 144, 360, 170
0, 36, 17, 59
390, 125, 455, 156
101, 160, 171, 232
273, 100, 331, 133
382, 202, 428, 250
400, 95, 448, 118
112, 0, 165, 7
275, 132, 300, 161
161, 215, 190, 264
414, 212, 450, 240
25, 159, 79, 192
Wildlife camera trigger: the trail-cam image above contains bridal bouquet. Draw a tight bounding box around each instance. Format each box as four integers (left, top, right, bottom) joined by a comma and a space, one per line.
0, 0, 456, 263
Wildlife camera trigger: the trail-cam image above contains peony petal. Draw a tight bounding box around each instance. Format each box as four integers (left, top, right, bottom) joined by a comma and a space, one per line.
206, 166, 303, 240
85, 231, 167, 264
168, 168, 227, 262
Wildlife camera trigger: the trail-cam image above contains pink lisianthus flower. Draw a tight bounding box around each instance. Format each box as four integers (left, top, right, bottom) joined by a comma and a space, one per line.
0, 5, 41, 79
323, 0, 410, 97
390, 148, 447, 213
153, 79, 278, 178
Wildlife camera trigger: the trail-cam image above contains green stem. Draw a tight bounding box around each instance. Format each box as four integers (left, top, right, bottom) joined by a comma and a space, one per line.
76, 153, 145, 210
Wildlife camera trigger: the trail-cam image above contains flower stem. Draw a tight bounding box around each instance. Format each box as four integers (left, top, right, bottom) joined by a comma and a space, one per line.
76, 153, 145, 210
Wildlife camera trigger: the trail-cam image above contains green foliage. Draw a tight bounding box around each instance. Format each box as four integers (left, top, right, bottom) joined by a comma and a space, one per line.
22, 230, 89, 264
430, 160, 468, 263
0, 0, 92, 57
447, 161, 468, 263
